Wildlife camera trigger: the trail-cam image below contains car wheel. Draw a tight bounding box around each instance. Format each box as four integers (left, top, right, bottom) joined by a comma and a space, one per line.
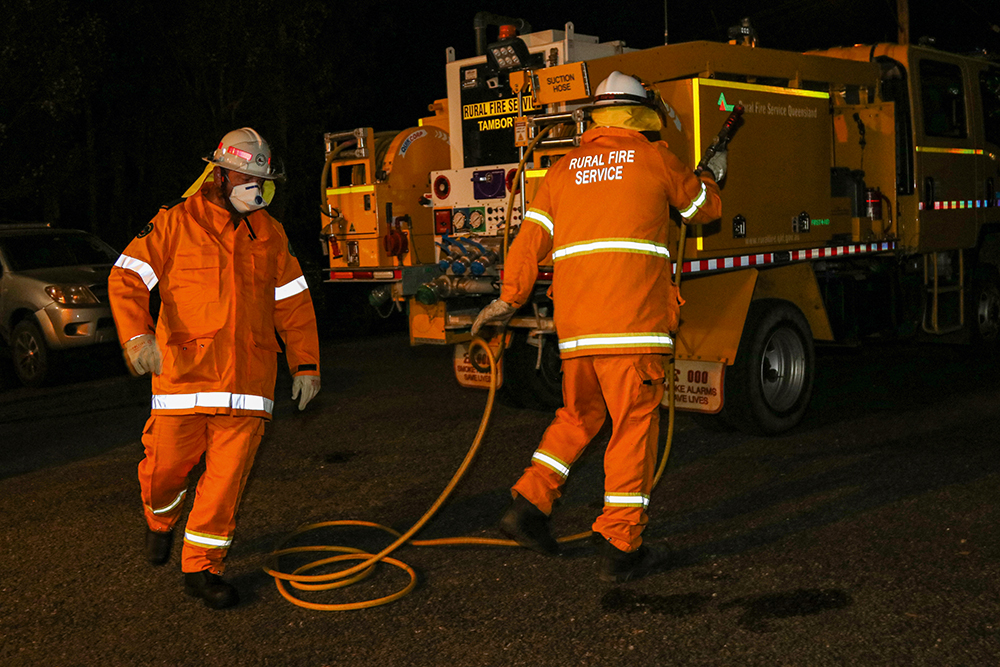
12, 320, 51, 388
722, 300, 814, 435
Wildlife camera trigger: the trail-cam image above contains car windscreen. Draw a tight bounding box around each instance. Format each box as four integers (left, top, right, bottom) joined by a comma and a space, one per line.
0, 233, 119, 271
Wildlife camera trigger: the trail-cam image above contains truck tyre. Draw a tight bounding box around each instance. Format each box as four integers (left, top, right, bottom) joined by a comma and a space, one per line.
723, 300, 814, 435
500, 330, 563, 410
12, 320, 51, 388
969, 269, 1000, 348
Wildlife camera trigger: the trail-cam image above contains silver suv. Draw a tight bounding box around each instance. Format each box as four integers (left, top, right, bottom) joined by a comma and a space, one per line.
0, 224, 120, 387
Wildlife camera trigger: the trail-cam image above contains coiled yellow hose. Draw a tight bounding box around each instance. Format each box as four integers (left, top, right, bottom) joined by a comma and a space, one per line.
263, 334, 679, 611
268, 124, 690, 612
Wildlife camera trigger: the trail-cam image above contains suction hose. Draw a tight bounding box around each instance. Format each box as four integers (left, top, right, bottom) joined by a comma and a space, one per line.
266, 138, 691, 612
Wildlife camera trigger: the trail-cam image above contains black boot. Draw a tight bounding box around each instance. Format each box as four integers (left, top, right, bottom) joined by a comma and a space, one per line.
597, 536, 670, 583
184, 570, 240, 609
145, 528, 173, 565
499, 495, 559, 556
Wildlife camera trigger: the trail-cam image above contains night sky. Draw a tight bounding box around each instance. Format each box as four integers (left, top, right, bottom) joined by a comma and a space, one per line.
2, 0, 997, 256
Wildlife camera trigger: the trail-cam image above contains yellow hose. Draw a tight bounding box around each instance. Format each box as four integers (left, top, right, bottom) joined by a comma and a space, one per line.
263, 336, 500, 610
264, 334, 680, 610
265, 140, 692, 612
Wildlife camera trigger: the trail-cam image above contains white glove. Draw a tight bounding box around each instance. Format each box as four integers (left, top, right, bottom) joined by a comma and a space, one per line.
123, 334, 162, 376
704, 148, 728, 183
292, 375, 321, 411
471, 299, 517, 336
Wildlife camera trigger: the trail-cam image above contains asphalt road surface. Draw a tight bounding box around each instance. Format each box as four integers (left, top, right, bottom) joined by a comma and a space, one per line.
1, 331, 998, 666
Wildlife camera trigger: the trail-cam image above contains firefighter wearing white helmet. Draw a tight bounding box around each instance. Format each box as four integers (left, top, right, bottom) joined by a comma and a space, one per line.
590, 70, 657, 107
203, 127, 285, 215
109, 127, 320, 608
473, 71, 724, 582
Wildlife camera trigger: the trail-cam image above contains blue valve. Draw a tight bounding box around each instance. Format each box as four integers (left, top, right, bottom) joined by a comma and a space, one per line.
435, 242, 453, 272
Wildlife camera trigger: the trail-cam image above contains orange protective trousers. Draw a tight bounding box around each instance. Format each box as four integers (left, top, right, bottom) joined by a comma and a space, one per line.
512, 353, 665, 552
140, 414, 265, 573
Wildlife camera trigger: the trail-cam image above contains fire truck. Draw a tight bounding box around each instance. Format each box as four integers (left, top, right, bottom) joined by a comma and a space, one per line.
318, 13, 1000, 434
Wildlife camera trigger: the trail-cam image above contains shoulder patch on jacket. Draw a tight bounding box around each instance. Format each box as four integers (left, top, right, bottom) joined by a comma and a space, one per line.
160, 198, 186, 211
136, 221, 154, 238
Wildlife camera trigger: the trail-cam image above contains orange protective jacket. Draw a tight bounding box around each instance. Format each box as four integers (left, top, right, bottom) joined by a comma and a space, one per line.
109, 190, 320, 419
500, 126, 721, 358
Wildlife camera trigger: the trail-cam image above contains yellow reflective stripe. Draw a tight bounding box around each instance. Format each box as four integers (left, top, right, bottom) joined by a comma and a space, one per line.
326, 184, 375, 196
151, 489, 186, 515
552, 238, 670, 261
275, 275, 308, 301
697, 77, 830, 99
678, 182, 708, 219
558, 333, 674, 352
184, 530, 232, 549
525, 169, 548, 178
604, 493, 650, 508
114, 254, 159, 290
524, 209, 554, 236
532, 451, 570, 478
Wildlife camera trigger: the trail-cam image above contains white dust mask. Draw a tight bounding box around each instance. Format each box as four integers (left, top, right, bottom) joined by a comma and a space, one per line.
229, 182, 267, 214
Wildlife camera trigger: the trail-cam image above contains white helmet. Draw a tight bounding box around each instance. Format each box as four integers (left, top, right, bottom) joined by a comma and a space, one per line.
204, 127, 284, 180
590, 71, 655, 109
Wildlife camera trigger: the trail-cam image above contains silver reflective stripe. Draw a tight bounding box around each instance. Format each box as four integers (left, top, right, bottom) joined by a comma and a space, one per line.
184, 531, 232, 549
678, 182, 709, 219
152, 489, 186, 515
231, 394, 272, 411
275, 275, 309, 301
152, 392, 274, 414
552, 239, 670, 262
558, 333, 674, 352
604, 493, 650, 508
532, 451, 570, 478
524, 209, 554, 236
115, 254, 159, 290
195, 392, 230, 408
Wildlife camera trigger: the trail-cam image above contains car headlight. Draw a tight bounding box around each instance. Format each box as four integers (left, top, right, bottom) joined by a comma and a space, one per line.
45, 285, 99, 306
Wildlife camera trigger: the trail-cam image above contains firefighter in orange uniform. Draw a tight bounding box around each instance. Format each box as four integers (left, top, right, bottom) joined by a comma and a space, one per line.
473, 72, 724, 582
109, 128, 321, 609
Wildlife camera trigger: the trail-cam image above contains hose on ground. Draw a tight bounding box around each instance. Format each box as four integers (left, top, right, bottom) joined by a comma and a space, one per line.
267, 134, 692, 612
263, 331, 680, 610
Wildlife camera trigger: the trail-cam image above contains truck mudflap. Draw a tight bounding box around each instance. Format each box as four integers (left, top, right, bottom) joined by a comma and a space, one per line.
675, 269, 758, 363
665, 359, 725, 413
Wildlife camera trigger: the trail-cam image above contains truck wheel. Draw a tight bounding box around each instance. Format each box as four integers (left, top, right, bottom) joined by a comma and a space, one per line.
969, 270, 1000, 347
500, 330, 563, 410
12, 320, 51, 388
723, 300, 814, 435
